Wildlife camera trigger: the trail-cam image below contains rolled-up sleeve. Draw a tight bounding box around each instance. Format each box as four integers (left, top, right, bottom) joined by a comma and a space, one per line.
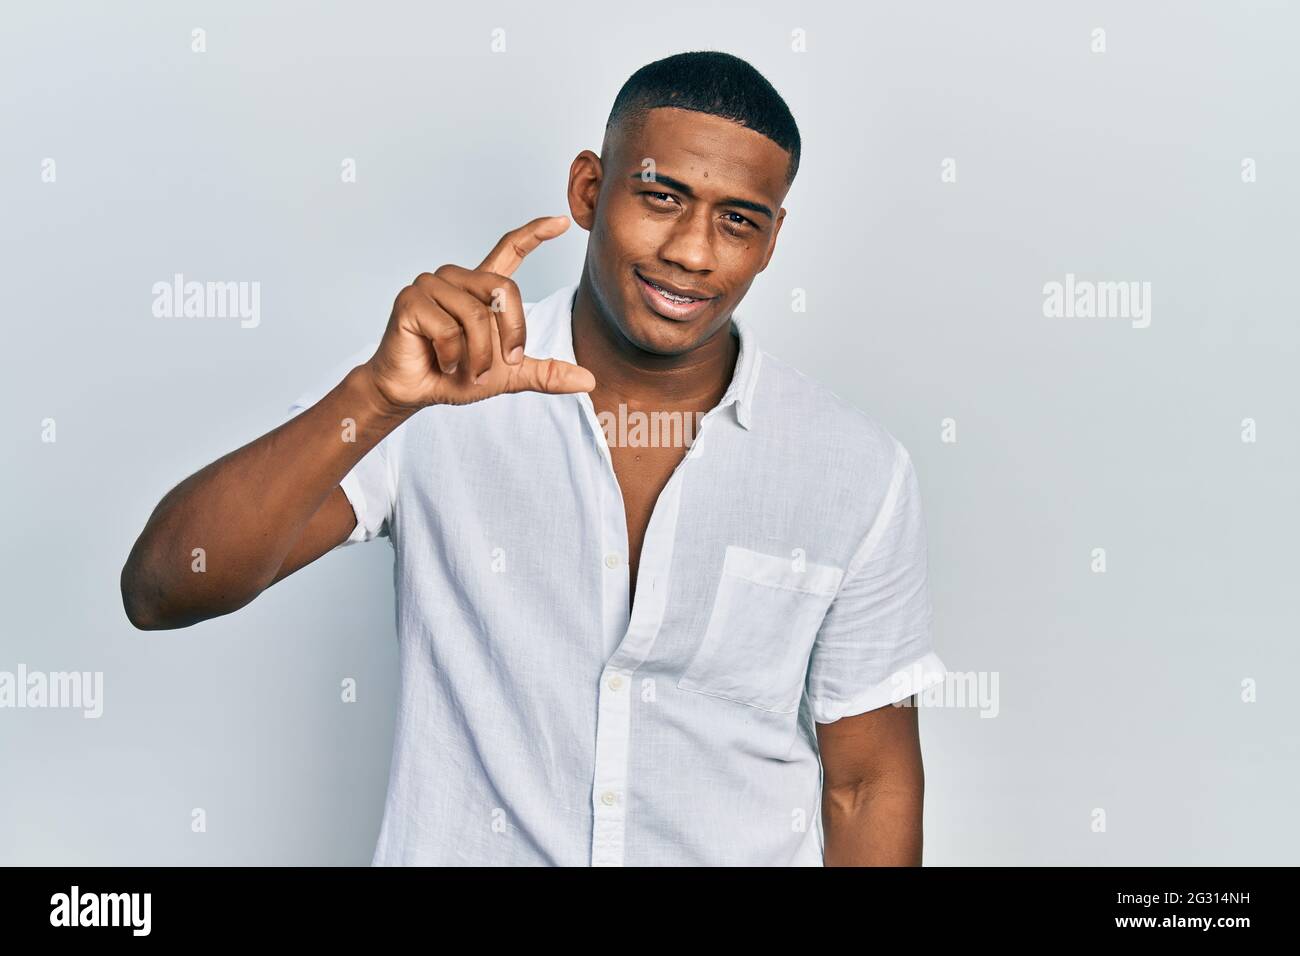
805, 442, 947, 723
285, 343, 396, 548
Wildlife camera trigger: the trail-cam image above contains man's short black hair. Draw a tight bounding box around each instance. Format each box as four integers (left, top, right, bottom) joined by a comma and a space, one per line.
604, 50, 801, 187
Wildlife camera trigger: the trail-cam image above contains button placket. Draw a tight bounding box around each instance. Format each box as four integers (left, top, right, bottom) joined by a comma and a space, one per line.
575, 391, 725, 866
570, 392, 635, 866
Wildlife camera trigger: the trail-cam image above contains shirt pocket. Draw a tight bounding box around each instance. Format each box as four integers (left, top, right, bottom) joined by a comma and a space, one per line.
677, 545, 844, 714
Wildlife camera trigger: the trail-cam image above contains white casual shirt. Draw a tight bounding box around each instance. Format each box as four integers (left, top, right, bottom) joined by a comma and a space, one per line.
287, 281, 948, 866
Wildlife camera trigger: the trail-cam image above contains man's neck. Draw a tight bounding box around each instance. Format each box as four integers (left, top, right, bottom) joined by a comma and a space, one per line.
570, 274, 738, 412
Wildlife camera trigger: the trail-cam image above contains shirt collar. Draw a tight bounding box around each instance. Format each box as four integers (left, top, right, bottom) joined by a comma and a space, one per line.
540, 282, 760, 431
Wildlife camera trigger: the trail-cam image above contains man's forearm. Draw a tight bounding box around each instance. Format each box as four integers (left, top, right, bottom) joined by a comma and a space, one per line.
822, 782, 924, 866
120, 364, 411, 629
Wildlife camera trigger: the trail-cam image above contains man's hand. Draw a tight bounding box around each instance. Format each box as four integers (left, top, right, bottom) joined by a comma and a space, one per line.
364, 215, 596, 411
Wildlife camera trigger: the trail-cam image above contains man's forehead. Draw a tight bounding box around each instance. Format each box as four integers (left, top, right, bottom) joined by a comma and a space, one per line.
614, 107, 790, 200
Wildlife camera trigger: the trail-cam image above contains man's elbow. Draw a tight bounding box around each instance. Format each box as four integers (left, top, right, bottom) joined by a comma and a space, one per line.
120, 556, 261, 630
120, 561, 165, 630
823, 766, 925, 818
120, 550, 195, 631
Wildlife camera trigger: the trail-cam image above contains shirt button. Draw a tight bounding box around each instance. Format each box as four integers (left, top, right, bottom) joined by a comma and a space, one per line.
601, 790, 617, 806
608, 675, 624, 691
603, 553, 621, 569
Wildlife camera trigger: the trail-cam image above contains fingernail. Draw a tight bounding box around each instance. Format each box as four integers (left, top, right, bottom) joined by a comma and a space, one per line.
507, 346, 523, 364
444, 363, 458, 375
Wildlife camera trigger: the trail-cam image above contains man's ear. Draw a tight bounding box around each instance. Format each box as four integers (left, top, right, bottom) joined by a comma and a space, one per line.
567, 150, 602, 231
758, 207, 786, 273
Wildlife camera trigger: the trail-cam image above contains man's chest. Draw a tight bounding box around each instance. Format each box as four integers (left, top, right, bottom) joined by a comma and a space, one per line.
607, 443, 689, 600
392, 399, 873, 711
395, 394, 867, 602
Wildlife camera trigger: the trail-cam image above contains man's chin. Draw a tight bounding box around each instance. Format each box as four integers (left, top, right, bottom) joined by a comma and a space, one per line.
617, 312, 707, 357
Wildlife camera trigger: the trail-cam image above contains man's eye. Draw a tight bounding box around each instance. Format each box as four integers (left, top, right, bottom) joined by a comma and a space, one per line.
644, 191, 676, 205
724, 212, 754, 229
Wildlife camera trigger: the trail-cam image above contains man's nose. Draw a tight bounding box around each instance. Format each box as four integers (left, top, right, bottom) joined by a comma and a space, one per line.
658, 209, 718, 274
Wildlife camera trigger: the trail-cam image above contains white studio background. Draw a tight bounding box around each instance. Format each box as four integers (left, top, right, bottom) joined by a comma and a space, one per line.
1, 0, 1297, 865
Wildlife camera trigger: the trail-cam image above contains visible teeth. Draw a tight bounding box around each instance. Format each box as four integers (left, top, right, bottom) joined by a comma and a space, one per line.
649, 280, 695, 303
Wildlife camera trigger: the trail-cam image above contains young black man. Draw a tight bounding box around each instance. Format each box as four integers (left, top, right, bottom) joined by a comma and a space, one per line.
122, 50, 949, 866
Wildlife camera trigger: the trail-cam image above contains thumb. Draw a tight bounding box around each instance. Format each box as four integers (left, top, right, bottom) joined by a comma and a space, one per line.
508, 356, 596, 395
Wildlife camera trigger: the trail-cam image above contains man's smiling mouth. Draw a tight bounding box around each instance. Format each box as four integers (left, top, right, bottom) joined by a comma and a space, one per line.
633, 269, 716, 320
636, 270, 713, 302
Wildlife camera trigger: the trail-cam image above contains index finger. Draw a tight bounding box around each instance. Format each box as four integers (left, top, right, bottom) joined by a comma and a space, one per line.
476, 215, 570, 277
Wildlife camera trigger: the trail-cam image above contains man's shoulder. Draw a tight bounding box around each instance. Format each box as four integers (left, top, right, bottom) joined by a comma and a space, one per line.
752, 347, 906, 468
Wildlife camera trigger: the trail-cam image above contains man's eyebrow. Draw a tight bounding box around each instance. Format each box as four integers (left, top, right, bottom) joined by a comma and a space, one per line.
628, 172, 773, 220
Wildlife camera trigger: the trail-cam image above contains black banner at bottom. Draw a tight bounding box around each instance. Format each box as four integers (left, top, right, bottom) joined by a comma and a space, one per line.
0, 865, 1277, 942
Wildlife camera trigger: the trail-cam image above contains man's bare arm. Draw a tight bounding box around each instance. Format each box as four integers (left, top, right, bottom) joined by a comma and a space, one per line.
120, 367, 412, 630
120, 215, 596, 632
815, 697, 926, 866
